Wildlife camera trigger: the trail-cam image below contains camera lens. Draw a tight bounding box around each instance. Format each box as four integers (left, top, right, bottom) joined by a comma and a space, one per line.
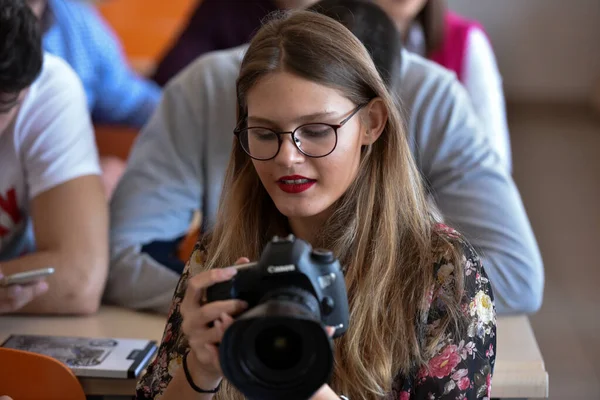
255, 324, 302, 370
219, 288, 334, 400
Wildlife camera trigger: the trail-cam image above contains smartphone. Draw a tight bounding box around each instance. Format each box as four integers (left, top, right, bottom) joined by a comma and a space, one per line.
0, 267, 55, 287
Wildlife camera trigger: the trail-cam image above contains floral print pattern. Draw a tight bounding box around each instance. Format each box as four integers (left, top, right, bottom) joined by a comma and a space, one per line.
137, 225, 496, 399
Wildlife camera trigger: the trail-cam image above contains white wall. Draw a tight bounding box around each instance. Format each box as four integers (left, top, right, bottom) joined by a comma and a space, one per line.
448, 0, 600, 102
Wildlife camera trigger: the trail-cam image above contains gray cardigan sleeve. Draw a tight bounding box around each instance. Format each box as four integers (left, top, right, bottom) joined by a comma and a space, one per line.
106, 74, 205, 313
408, 72, 544, 314
106, 48, 243, 314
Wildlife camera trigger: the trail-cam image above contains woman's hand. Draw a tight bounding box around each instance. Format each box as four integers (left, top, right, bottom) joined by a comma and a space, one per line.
179, 258, 250, 387
310, 384, 339, 400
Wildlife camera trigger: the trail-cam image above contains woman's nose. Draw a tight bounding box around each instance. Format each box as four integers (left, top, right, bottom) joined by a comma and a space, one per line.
275, 135, 305, 166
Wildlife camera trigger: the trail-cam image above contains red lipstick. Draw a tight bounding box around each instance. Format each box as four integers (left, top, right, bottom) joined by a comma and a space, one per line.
276, 175, 316, 194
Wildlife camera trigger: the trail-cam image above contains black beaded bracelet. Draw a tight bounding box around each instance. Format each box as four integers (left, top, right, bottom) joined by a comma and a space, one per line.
183, 351, 222, 394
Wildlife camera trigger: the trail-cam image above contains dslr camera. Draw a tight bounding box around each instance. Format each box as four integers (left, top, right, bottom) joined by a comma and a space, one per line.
206, 234, 350, 400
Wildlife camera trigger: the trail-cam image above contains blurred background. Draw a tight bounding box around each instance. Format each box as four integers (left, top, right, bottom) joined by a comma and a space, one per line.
450, 0, 600, 104
449, 1, 600, 399
96, 0, 600, 398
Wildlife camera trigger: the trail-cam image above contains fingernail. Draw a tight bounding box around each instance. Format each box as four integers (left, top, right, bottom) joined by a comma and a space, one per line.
38, 281, 49, 292
222, 267, 238, 277
239, 301, 249, 309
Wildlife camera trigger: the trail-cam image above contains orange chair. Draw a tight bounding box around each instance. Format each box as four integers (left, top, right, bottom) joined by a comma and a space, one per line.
98, 0, 199, 64
94, 0, 198, 160
0, 347, 86, 400
94, 124, 139, 161
177, 211, 202, 262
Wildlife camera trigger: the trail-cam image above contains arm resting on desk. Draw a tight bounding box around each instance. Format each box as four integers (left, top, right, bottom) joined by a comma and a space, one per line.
108, 78, 204, 313
2, 176, 108, 315
414, 78, 544, 314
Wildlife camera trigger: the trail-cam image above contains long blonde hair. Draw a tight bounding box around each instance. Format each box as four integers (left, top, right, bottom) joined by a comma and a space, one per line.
199, 10, 464, 399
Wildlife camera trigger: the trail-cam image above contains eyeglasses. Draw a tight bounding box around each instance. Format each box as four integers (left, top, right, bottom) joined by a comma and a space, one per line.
234, 103, 367, 161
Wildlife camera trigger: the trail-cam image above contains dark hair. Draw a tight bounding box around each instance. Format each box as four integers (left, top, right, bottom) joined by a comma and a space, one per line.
0, 0, 43, 97
308, 0, 402, 89
415, 0, 446, 55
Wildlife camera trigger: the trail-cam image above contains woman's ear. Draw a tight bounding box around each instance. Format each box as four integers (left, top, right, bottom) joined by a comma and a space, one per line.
360, 98, 388, 146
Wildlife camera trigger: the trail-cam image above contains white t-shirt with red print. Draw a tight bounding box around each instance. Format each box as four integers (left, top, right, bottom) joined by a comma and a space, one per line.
0, 53, 101, 260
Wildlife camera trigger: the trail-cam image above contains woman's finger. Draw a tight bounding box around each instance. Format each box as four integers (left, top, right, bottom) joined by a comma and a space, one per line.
234, 257, 250, 265
183, 299, 247, 332
220, 312, 235, 331
184, 318, 231, 347
325, 326, 336, 338
182, 268, 238, 310
194, 299, 248, 326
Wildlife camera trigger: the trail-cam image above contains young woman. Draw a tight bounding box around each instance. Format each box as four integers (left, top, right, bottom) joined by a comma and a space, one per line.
136, 10, 496, 400
374, 0, 511, 171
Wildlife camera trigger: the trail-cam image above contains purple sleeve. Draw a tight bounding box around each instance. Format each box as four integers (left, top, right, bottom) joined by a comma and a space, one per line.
152, 0, 277, 86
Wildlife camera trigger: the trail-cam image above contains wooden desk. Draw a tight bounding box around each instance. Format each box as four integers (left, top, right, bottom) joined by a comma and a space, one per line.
494, 316, 549, 398
0, 307, 166, 396
0, 307, 549, 398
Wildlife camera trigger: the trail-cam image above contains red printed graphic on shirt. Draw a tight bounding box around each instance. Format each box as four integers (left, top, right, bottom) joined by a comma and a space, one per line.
0, 188, 22, 237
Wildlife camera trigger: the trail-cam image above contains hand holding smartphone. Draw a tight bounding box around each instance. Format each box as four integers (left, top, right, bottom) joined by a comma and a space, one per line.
0, 267, 55, 287
0, 267, 54, 313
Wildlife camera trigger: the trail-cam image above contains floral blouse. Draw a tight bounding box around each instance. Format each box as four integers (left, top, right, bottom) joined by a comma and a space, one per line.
136, 225, 496, 399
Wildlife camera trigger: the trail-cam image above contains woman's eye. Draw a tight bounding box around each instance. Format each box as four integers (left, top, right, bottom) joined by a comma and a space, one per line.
300, 125, 332, 138
250, 129, 277, 141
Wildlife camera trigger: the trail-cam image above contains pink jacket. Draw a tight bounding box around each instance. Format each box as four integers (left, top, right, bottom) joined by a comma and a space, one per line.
430, 12, 486, 83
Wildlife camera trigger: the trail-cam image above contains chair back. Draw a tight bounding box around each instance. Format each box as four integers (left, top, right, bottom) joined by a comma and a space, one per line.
98, 0, 198, 62
0, 347, 86, 400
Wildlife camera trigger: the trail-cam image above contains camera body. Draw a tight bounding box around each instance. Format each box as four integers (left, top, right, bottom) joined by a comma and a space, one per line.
205, 235, 350, 400
206, 234, 349, 336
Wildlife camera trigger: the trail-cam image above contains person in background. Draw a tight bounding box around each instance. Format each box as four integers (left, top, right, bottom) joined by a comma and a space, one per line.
374, 0, 511, 171
137, 9, 495, 399
0, 0, 108, 315
25, 0, 163, 198
108, 0, 543, 316
152, 0, 510, 172
151, 0, 319, 86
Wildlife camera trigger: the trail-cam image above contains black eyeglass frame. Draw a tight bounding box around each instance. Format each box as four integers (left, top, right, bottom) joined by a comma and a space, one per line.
233, 103, 368, 161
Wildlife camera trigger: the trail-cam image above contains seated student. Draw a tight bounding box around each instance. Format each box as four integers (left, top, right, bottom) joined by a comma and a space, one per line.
108, 0, 543, 315
33, 0, 161, 128
150, 0, 509, 172
0, 0, 108, 315
25, 0, 163, 198
136, 10, 496, 399
374, 0, 510, 170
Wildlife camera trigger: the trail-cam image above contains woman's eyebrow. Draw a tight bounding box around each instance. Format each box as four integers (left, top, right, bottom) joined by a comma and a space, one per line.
247, 111, 338, 126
